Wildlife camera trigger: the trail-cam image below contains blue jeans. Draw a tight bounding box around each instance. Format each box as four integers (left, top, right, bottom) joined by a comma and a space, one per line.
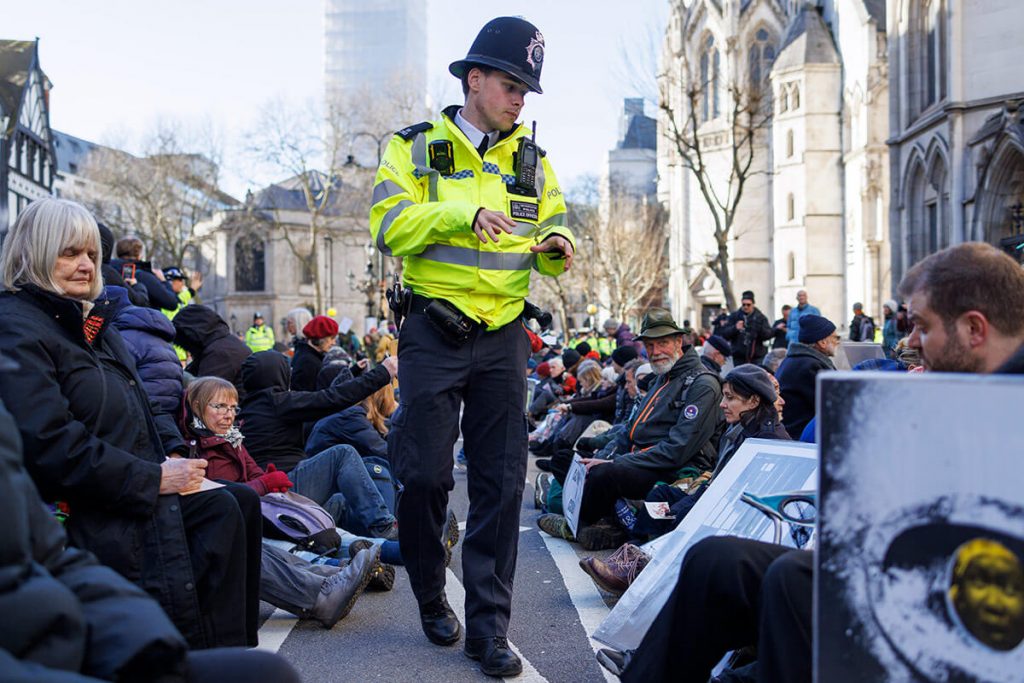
288, 444, 396, 537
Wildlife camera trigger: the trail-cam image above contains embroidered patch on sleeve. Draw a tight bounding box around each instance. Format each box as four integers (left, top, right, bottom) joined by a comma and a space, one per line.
683, 404, 699, 420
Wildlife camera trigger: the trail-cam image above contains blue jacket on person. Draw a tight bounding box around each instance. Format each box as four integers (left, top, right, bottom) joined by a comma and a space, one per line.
306, 404, 388, 460
785, 303, 822, 345
108, 286, 184, 415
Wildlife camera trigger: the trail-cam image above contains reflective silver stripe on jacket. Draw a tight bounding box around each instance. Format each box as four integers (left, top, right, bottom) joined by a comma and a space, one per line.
539, 212, 566, 230
411, 133, 439, 202
372, 179, 404, 205
376, 199, 414, 256
512, 221, 539, 237
414, 244, 536, 271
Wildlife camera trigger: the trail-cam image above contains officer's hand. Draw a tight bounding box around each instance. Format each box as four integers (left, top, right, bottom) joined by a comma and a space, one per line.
530, 236, 574, 272
382, 355, 398, 379
473, 209, 516, 243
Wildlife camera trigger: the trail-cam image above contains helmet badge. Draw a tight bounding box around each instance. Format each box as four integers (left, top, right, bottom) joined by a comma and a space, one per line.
525, 30, 545, 73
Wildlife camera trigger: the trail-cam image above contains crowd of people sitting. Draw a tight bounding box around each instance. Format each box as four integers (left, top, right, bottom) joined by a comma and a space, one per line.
0, 198, 462, 681
523, 244, 1024, 682
3, 196, 1021, 682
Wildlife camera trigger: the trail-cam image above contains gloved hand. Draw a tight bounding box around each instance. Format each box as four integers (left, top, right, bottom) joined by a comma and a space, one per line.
258, 463, 293, 494
576, 436, 596, 454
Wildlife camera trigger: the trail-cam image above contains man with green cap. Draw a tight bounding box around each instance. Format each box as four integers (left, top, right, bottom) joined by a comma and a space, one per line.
538, 307, 724, 548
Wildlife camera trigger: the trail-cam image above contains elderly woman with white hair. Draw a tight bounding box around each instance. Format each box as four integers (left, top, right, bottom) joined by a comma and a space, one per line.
0, 198, 262, 650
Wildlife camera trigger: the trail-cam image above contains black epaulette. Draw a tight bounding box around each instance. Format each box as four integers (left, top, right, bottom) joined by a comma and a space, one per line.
395, 122, 433, 141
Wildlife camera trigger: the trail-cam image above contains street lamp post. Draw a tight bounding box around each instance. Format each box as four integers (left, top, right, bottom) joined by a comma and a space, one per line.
350, 131, 391, 322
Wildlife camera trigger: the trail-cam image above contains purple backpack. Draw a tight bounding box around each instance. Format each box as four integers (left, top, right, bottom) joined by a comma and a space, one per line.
260, 491, 340, 555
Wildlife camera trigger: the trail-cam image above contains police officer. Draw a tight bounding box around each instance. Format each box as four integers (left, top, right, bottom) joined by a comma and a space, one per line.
370, 16, 575, 678
245, 312, 275, 353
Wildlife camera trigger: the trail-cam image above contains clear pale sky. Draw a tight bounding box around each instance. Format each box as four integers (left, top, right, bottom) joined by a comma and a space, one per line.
3, 0, 667, 197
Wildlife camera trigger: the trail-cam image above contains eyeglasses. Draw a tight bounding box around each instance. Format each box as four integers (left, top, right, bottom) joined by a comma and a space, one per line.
209, 402, 241, 415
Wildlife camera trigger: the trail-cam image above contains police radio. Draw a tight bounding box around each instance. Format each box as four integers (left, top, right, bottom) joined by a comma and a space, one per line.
511, 121, 539, 196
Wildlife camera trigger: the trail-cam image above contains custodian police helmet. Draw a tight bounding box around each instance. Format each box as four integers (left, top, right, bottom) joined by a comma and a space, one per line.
448, 16, 546, 94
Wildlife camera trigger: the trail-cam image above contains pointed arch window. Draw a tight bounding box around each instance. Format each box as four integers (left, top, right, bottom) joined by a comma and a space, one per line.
749, 28, 777, 93
923, 0, 947, 108
700, 35, 720, 123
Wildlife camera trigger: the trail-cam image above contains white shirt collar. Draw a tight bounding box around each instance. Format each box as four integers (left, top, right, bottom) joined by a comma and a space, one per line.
454, 109, 499, 150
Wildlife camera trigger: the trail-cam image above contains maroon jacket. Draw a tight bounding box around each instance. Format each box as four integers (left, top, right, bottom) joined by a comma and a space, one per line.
179, 406, 271, 495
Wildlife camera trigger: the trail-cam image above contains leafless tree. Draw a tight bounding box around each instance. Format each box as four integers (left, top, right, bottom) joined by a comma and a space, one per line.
244, 97, 373, 314
660, 48, 773, 310
532, 176, 668, 331
76, 121, 232, 269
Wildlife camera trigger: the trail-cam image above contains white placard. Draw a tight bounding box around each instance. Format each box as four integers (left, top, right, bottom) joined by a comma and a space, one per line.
562, 455, 587, 538
338, 316, 353, 334
593, 438, 818, 651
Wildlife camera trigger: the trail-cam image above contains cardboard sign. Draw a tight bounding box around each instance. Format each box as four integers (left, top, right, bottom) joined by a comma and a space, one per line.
594, 438, 818, 651
815, 373, 1024, 683
338, 316, 353, 334
562, 455, 587, 538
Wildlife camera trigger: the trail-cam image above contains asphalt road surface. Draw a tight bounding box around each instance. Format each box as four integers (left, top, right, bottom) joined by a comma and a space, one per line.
257, 455, 619, 682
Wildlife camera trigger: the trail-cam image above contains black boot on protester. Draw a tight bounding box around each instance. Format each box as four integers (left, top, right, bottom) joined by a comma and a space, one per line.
419, 593, 462, 645
308, 544, 379, 628
348, 539, 395, 591
464, 636, 523, 677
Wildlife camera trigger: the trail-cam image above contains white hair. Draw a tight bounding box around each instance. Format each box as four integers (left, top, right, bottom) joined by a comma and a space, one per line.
1, 198, 103, 300
285, 307, 313, 339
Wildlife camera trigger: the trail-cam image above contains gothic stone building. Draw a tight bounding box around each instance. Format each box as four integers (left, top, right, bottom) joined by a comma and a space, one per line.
661, 0, 889, 330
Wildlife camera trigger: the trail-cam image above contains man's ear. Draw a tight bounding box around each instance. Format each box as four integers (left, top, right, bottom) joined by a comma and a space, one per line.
961, 310, 990, 349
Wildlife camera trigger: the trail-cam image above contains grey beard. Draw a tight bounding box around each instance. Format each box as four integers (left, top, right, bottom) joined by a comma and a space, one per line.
650, 353, 681, 375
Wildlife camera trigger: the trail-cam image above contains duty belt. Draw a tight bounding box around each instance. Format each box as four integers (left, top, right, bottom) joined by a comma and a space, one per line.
409, 294, 481, 346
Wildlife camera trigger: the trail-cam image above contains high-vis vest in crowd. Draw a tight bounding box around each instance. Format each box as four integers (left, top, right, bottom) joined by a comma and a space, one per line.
245, 325, 275, 353
369, 106, 575, 330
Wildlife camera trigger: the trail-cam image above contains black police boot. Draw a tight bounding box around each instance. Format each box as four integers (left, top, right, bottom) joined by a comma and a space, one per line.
464, 636, 523, 677
419, 594, 462, 646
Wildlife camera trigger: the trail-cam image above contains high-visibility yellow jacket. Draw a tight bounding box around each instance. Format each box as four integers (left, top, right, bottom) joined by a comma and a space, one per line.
162, 288, 193, 361
245, 324, 275, 353
369, 106, 575, 330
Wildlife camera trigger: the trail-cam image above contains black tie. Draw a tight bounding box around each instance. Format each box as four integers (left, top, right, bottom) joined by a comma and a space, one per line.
477, 137, 489, 158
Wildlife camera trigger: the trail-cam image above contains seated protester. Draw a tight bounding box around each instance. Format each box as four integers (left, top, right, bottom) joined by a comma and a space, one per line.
239, 350, 400, 538
537, 308, 724, 550
305, 360, 399, 513
598, 241, 1024, 683
613, 357, 645, 425
182, 377, 394, 599
284, 307, 313, 355
108, 284, 183, 416
173, 304, 252, 397
97, 222, 149, 306
579, 365, 789, 597
110, 234, 181, 311
528, 356, 566, 420
775, 314, 839, 437
0, 198, 260, 649
307, 366, 396, 462
700, 334, 731, 376
291, 315, 338, 392
0, 388, 300, 683
536, 359, 617, 478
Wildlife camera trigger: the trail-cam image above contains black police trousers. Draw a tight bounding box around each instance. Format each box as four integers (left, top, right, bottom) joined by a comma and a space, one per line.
389, 309, 530, 639
622, 536, 813, 683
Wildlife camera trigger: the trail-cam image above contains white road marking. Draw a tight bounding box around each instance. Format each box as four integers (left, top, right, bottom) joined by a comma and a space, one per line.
539, 532, 616, 682
456, 520, 532, 533
256, 608, 298, 653
445, 568, 548, 682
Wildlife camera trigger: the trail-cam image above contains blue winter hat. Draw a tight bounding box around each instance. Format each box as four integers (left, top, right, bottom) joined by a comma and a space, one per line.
705, 335, 731, 357
798, 314, 837, 344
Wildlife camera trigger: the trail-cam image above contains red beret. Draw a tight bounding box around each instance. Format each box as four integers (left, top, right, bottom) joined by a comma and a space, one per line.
585, 350, 601, 361
536, 361, 551, 378
303, 315, 339, 339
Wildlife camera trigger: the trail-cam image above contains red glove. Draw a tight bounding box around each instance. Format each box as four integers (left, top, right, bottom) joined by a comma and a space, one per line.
258, 463, 293, 494
562, 375, 577, 395
526, 328, 544, 353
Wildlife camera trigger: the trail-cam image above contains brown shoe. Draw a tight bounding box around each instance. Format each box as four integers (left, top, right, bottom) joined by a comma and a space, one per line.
578, 543, 650, 596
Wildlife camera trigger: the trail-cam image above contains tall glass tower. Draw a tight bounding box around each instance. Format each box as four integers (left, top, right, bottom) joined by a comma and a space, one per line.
324, 0, 427, 108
